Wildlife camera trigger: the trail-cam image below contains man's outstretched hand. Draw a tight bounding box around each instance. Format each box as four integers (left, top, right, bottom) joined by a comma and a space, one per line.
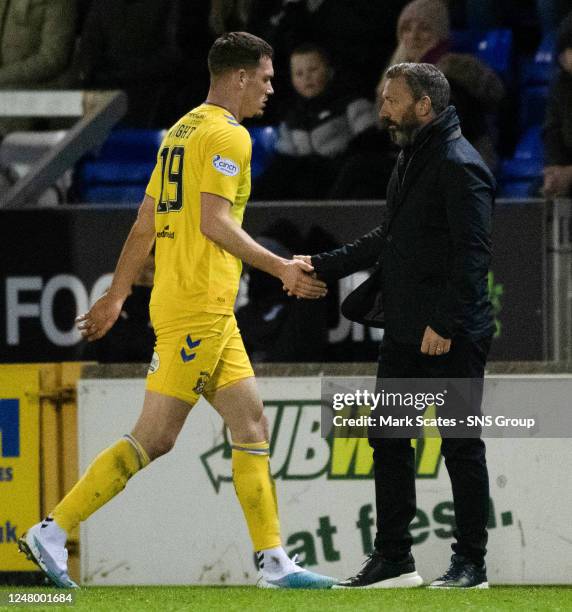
75, 292, 125, 342
280, 258, 327, 299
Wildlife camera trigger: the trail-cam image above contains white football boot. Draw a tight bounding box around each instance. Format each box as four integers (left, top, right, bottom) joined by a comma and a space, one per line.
18, 520, 78, 588
255, 550, 338, 589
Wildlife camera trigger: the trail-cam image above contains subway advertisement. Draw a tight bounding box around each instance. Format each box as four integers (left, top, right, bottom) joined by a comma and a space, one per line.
78, 376, 571, 585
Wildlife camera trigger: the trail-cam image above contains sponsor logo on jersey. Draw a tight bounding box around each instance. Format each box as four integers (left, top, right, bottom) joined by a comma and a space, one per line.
156, 225, 175, 239
148, 351, 160, 374
212, 155, 239, 177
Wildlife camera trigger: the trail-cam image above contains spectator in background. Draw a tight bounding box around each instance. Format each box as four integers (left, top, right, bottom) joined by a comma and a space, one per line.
236, 236, 327, 362
304, 0, 408, 92
253, 44, 390, 200
450, 0, 571, 37
0, 0, 76, 88
0, 0, 77, 135
240, 0, 408, 122
207, 0, 295, 123
262, 0, 407, 92
208, 0, 260, 35
543, 11, 572, 197
85, 252, 155, 363
378, 0, 505, 170
78, 0, 210, 128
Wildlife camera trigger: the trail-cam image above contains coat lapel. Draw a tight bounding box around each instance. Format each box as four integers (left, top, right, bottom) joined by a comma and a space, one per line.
387, 124, 461, 229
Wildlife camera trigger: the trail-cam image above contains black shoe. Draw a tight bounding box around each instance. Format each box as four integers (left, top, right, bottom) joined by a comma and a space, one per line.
332, 550, 423, 589
429, 554, 489, 589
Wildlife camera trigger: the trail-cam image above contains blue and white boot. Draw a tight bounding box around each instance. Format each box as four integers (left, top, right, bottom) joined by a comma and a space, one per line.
256, 548, 337, 589
18, 519, 78, 589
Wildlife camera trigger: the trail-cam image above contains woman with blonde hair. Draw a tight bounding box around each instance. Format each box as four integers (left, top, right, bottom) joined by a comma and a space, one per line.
377, 0, 505, 169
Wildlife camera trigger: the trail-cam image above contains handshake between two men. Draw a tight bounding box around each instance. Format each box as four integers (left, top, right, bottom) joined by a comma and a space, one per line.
284, 255, 451, 357
277, 254, 327, 300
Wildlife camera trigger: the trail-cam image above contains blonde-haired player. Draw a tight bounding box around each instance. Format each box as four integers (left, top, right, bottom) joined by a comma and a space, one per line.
19, 32, 335, 590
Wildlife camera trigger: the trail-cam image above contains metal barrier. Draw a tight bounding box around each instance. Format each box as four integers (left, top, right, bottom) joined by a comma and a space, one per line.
0, 90, 127, 209
547, 198, 572, 362
0, 199, 553, 363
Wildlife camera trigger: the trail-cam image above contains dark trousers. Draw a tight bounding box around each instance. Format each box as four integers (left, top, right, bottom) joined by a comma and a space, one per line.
369, 333, 492, 565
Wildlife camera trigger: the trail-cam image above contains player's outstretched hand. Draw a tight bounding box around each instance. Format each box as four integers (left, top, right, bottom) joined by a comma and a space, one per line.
280, 258, 327, 299
75, 292, 125, 342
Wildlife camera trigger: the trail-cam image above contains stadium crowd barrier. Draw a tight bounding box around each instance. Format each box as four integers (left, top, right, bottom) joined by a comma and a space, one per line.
2, 199, 570, 364
2, 362, 572, 585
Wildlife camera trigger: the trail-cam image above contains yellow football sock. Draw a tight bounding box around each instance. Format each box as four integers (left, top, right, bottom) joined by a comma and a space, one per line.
232, 441, 281, 551
51, 435, 150, 535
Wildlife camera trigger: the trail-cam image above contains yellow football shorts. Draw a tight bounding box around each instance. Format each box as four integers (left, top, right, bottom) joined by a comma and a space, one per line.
146, 310, 254, 405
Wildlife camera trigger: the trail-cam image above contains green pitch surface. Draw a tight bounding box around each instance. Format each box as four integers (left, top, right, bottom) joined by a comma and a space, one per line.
1, 586, 572, 611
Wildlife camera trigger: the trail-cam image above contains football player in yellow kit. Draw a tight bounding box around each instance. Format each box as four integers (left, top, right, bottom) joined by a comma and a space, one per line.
19, 32, 335, 589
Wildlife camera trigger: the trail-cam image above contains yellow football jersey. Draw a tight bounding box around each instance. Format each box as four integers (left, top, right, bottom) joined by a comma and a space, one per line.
145, 103, 252, 318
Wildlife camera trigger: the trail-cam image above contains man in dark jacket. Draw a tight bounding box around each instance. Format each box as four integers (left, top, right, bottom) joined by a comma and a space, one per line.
300, 63, 495, 589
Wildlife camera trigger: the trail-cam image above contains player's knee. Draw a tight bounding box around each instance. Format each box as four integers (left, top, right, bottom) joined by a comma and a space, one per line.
228, 422, 264, 443
227, 406, 266, 443
248, 402, 266, 438
146, 432, 178, 460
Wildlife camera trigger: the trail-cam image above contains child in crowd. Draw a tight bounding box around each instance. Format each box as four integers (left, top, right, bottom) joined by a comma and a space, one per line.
253, 43, 391, 200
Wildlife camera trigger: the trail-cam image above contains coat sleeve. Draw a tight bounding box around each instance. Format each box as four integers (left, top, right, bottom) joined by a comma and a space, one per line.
311, 224, 385, 282
428, 159, 494, 338
346, 98, 378, 137
0, 0, 77, 85
275, 122, 298, 156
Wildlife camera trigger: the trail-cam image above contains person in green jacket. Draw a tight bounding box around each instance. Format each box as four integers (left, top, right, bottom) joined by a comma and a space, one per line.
0, 0, 77, 135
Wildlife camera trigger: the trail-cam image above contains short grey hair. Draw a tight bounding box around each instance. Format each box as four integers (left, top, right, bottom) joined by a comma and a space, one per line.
385, 62, 450, 114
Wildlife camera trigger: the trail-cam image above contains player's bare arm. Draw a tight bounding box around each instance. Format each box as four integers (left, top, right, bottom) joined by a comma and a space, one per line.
76, 194, 156, 341
200, 192, 327, 299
